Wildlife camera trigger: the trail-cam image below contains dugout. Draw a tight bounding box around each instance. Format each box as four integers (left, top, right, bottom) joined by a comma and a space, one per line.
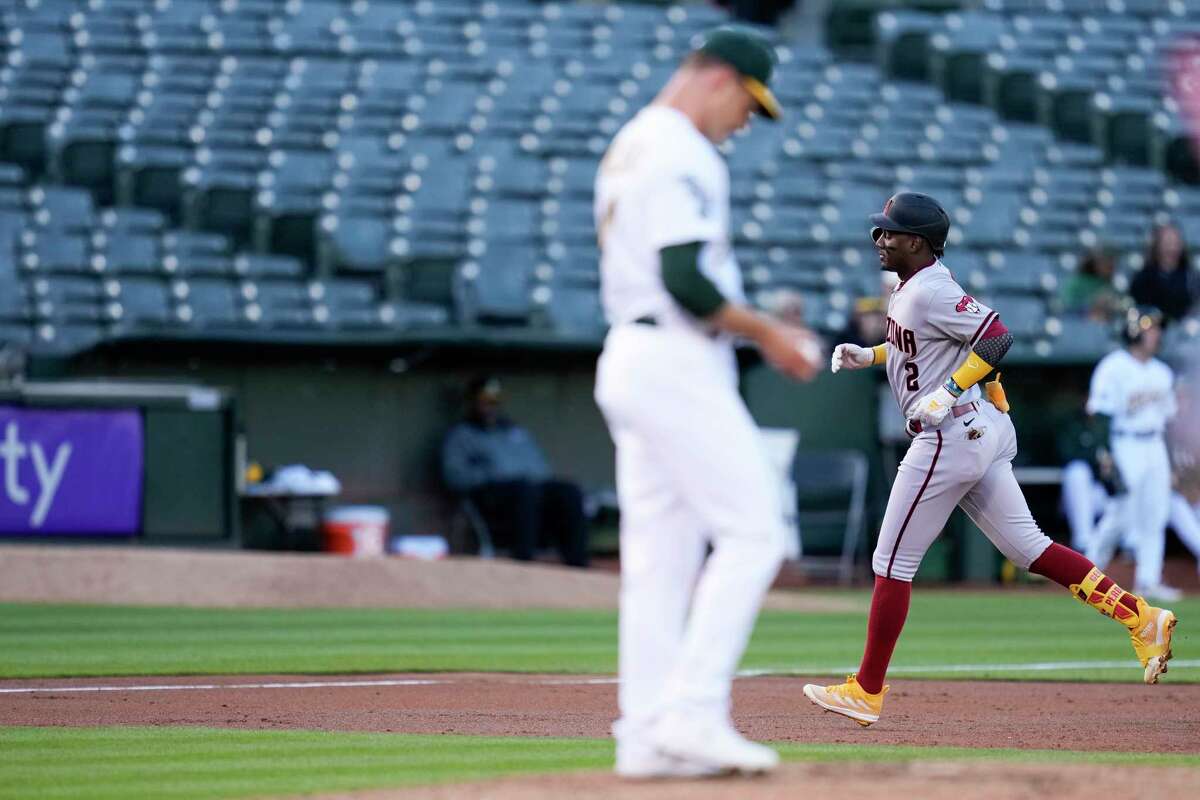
0, 378, 237, 544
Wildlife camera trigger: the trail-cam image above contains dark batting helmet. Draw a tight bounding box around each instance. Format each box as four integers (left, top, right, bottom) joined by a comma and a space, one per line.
869, 192, 951, 256
1122, 304, 1163, 344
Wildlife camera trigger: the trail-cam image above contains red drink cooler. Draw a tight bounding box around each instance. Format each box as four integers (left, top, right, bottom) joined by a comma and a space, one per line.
321, 506, 389, 557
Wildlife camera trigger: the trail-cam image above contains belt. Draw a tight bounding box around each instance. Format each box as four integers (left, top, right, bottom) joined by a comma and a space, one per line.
629, 314, 718, 339
1112, 430, 1161, 439
906, 400, 978, 436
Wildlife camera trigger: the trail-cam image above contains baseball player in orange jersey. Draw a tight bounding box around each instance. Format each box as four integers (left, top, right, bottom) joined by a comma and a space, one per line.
803, 192, 1178, 726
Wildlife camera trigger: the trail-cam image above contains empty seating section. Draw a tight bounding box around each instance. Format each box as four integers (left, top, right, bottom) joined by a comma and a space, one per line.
0, 0, 1195, 358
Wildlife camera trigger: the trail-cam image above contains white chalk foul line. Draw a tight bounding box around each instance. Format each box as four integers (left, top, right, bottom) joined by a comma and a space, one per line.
0, 678, 445, 695
3, 660, 1198, 694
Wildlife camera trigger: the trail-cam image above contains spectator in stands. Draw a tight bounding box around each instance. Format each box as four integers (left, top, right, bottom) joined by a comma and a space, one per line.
1130, 222, 1198, 324
838, 296, 886, 348
1060, 248, 1123, 322
442, 376, 589, 567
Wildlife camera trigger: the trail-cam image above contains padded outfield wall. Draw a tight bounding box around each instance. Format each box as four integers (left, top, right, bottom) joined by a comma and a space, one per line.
52, 342, 1097, 562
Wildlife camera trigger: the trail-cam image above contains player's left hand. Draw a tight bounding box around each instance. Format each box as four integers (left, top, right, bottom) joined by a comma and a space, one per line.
908, 386, 957, 428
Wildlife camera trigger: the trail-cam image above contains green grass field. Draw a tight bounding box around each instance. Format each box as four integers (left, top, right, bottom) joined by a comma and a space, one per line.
3, 727, 1198, 800
1, 591, 1195, 682
1, 592, 1196, 799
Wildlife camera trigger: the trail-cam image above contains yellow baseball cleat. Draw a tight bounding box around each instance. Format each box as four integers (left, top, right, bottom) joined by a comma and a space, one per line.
802, 674, 888, 726
1128, 597, 1177, 684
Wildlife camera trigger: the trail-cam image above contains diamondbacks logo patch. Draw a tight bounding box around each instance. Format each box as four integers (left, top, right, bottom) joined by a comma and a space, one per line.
956, 295, 982, 314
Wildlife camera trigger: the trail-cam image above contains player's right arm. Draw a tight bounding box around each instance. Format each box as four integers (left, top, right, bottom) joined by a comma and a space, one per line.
643, 155, 819, 381
830, 343, 886, 373
659, 243, 819, 381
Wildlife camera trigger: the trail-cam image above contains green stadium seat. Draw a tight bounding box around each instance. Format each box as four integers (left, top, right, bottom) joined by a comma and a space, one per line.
1036, 69, 1102, 143
21, 232, 90, 275
1092, 92, 1157, 167
172, 277, 241, 328
103, 277, 173, 327
874, 10, 940, 82
232, 253, 305, 280
94, 232, 161, 275
0, 322, 33, 347
453, 245, 536, 326
48, 118, 120, 204
377, 300, 451, 330
181, 167, 258, 245
27, 185, 94, 231
115, 145, 192, 220
30, 323, 106, 356
98, 207, 166, 235
317, 212, 395, 274
539, 284, 605, 337
0, 105, 53, 177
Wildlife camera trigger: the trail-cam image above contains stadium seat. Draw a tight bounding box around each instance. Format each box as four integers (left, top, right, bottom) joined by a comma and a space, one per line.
181, 167, 259, 245
115, 145, 193, 220
93, 232, 161, 275
453, 245, 537, 326
21, 231, 89, 274
103, 277, 172, 327
317, 212, 396, 274
875, 11, 940, 82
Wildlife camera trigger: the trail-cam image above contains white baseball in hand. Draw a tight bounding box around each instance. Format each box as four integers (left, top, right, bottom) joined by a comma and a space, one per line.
794, 331, 823, 365
831, 343, 872, 373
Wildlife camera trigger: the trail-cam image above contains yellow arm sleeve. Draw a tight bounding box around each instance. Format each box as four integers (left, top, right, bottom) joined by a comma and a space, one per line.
948, 351, 995, 393
870, 344, 887, 366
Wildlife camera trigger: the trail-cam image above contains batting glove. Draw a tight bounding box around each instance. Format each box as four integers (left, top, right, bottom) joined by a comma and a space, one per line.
909, 386, 957, 428
830, 343, 873, 373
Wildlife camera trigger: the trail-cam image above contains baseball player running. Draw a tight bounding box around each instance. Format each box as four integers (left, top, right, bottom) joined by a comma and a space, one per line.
803, 193, 1178, 726
594, 27, 820, 778
1085, 307, 1183, 601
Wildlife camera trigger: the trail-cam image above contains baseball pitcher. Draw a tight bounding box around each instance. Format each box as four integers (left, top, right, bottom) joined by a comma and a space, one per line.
594, 26, 820, 779
803, 193, 1177, 727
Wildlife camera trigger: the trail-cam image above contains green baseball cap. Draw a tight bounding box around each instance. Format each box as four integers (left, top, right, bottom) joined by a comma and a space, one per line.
694, 25, 782, 120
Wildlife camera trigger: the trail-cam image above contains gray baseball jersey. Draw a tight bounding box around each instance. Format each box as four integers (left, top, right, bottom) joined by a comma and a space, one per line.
884, 260, 996, 418
872, 260, 1052, 582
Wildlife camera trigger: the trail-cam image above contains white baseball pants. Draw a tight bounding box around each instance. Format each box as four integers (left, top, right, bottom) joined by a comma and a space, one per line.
1061, 459, 1111, 552
595, 324, 787, 742
1087, 436, 1171, 590
872, 401, 1053, 581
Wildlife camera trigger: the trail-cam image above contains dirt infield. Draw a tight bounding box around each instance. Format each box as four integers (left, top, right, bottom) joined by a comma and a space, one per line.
0, 545, 862, 613
3, 672, 1198, 754
321, 762, 1200, 800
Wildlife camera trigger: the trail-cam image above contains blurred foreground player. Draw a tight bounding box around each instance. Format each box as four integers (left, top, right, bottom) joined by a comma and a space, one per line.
804, 193, 1177, 727
594, 26, 820, 778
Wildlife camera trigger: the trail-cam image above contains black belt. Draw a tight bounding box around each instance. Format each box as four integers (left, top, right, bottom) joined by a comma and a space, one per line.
630, 314, 719, 339
1112, 430, 1161, 439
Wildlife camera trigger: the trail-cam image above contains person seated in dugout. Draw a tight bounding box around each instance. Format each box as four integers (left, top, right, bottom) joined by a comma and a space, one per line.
441, 376, 590, 568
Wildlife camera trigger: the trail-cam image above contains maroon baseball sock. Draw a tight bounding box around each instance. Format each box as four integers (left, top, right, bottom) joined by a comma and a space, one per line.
856, 575, 911, 695
1029, 543, 1139, 615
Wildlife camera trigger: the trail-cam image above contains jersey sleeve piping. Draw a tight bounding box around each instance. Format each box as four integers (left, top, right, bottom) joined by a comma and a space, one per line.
969, 310, 1000, 348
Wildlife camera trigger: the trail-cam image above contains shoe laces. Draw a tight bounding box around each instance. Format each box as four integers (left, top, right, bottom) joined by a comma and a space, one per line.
827, 675, 863, 699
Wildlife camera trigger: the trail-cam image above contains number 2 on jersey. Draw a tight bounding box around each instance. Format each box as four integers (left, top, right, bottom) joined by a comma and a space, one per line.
904, 362, 919, 391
